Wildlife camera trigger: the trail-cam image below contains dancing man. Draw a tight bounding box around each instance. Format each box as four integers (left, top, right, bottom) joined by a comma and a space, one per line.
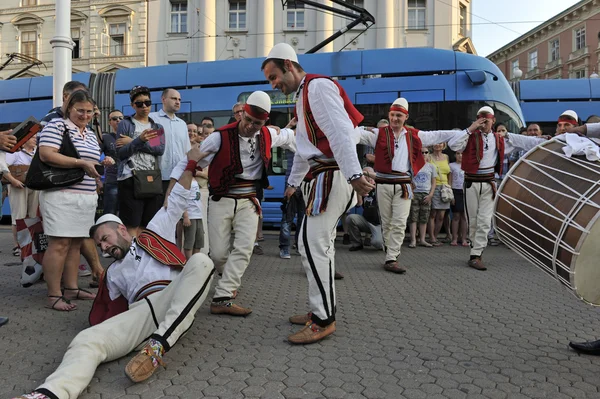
14, 146, 215, 399
262, 43, 374, 344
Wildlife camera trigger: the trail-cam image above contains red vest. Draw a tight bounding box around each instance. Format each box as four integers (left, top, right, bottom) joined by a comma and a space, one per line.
374, 126, 425, 176
208, 121, 272, 196
300, 73, 364, 158
461, 131, 505, 175
89, 229, 186, 326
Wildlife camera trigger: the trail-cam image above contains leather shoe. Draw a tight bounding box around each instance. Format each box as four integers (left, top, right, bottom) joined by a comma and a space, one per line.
210, 301, 252, 316
468, 257, 487, 271
349, 245, 363, 252
289, 312, 311, 325
383, 262, 406, 274
0, 317, 8, 327
569, 339, 600, 355
125, 343, 165, 383
334, 272, 344, 280
288, 321, 336, 344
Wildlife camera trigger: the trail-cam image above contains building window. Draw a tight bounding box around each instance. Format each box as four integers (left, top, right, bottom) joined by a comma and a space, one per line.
575, 27, 586, 50
22, 0, 37, 6
529, 50, 537, 70
511, 59, 519, 79
109, 23, 126, 56
574, 69, 586, 79
459, 3, 467, 36
228, 0, 246, 30
21, 30, 37, 58
286, 1, 304, 29
72, 28, 80, 59
170, 1, 187, 33
550, 39, 559, 61
407, 0, 426, 30
345, 0, 364, 7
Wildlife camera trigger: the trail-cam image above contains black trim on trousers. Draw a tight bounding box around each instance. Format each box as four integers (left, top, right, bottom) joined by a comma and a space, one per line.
151, 267, 215, 352
35, 389, 59, 399
302, 218, 332, 327
144, 297, 160, 328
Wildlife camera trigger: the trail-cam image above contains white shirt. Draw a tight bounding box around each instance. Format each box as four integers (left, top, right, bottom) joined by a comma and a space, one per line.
359, 127, 466, 174
587, 122, 600, 138
448, 130, 547, 168
150, 109, 191, 181
170, 158, 203, 219
449, 162, 464, 189
106, 182, 189, 303
197, 127, 296, 180
6, 149, 35, 166
287, 77, 364, 187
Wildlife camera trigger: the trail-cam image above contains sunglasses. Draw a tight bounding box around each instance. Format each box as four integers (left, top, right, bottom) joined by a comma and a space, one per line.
202, 123, 213, 128
422, 151, 429, 154
110, 116, 124, 121
134, 100, 152, 108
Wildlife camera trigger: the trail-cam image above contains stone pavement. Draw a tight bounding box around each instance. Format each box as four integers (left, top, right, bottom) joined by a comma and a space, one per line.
2, 225, 600, 399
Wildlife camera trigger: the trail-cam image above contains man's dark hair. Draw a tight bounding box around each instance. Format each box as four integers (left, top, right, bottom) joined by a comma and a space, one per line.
261, 58, 304, 73
519, 126, 527, 134
63, 80, 87, 95
202, 117, 214, 125
586, 115, 600, 124
88, 221, 119, 240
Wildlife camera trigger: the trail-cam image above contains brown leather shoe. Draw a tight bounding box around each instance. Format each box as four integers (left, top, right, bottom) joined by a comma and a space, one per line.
210, 301, 252, 316
125, 344, 165, 383
288, 321, 336, 344
289, 312, 312, 325
383, 262, 406, 274
467, 257, 487, 271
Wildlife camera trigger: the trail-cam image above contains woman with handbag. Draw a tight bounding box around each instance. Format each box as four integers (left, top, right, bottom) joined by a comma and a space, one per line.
5, 135, 39, 256
116, 86, 165, 237
428, 142, 452, 246
38, 90, 102, 311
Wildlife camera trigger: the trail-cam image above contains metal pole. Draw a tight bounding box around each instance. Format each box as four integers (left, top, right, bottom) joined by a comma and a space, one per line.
50, 0, 74, 107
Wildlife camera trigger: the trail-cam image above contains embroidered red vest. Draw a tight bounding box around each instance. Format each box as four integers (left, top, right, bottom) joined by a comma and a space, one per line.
89, 229, 186, 326
208, 121, 272, 195
461, 131, 505, 175
300, 73, 364, 158
374, 126, 425, 176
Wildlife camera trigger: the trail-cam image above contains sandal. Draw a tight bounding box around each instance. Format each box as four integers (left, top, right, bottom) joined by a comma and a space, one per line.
63, 287, 96, 301
431, 241, 443, 247
418, 242, 433, 248
46, 295, 77, 311
462, 241, 470, 247
12, 246, 20, 256
408, 242, 416, 248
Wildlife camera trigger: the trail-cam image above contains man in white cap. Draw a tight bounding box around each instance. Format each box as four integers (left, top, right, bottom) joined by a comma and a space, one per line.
166, 90, 296, 317
358, 98, 481, 273
448, 106, 548, 270
13, 145, 215, 399
556, 110, 579, 135
262, 42, 375, 345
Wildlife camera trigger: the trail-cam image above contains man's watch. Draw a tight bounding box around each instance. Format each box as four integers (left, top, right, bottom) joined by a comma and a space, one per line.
347, 173, 363, 183
286, 183, 296, 189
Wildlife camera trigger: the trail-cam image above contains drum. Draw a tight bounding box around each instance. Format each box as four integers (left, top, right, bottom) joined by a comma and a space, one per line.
494, 138, 600, 305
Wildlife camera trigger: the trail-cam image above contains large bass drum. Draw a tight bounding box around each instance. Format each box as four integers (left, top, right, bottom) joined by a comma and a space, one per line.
494, 138, 600, 305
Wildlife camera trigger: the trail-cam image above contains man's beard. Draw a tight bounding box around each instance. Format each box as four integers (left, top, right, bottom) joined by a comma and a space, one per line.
108, 235, 130, 260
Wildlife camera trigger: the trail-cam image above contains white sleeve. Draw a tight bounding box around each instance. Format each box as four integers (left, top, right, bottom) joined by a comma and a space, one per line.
287, 152, 311, 187
419, 129, 469, 147
308, 79, 362, 180
269, 127, 296, 153
587, 123, 600, 139
505, 133, 546, 154
146, 183, 189, 242
169, 158, 188, 181
196, 131, 221, 169
358, 127, 377, 147
448, 130, 471, 152
0, 152, 8, 173
5, 153, 15, 167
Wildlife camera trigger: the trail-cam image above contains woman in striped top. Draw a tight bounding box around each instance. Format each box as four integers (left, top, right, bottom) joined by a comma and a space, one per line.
38, 90, 102, 311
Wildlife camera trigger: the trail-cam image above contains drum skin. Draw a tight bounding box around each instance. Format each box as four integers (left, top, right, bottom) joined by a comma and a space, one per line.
494, 139, 600, 305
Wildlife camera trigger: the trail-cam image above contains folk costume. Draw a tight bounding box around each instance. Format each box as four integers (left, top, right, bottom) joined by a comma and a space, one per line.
358, 98, 464, 271
18, 182, 215, 399
196, 91, 296, 314
448, 106, 547, 270
268, 43, 364, 344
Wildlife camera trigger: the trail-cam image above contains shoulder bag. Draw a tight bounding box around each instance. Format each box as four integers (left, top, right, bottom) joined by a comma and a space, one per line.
440, 184, 454, 203
25, 123, 85, 190
131, 156, 163, 199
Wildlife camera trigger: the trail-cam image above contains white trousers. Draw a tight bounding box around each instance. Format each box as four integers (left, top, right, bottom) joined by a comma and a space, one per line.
376, 184, 412, 262
299, 171, 356, 326
464, 181, 495, 257
200, 186, 210, 254
208, 197, 259, 301
37, 254, 215, 399
8, 185, 39, 224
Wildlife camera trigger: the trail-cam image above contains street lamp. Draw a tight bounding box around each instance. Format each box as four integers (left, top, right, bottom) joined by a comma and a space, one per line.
513, 68, 523, 80
590, 72, 599, 79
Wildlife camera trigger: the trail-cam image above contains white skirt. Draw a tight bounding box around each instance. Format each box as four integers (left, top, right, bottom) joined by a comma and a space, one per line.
39, 190, 98, 237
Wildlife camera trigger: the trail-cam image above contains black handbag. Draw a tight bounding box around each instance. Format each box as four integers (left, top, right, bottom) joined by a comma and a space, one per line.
25, 123, 85, 190
131, 156, 163, 199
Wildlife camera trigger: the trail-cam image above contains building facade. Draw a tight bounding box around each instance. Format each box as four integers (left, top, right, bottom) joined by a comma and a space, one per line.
0, 0, 147, 80
488, 0, 600, 81
147, 0, 475, 65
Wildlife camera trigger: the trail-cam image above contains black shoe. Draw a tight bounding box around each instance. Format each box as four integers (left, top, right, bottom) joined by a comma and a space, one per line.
349, 245, 363, 252
0, 317, 8, 327
342, 234, 350, 245
569, 339, 600, 355
334, 272, 344, 280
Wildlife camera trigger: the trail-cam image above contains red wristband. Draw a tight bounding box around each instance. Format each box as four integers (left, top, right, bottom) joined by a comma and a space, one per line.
184, 160, 197, 176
